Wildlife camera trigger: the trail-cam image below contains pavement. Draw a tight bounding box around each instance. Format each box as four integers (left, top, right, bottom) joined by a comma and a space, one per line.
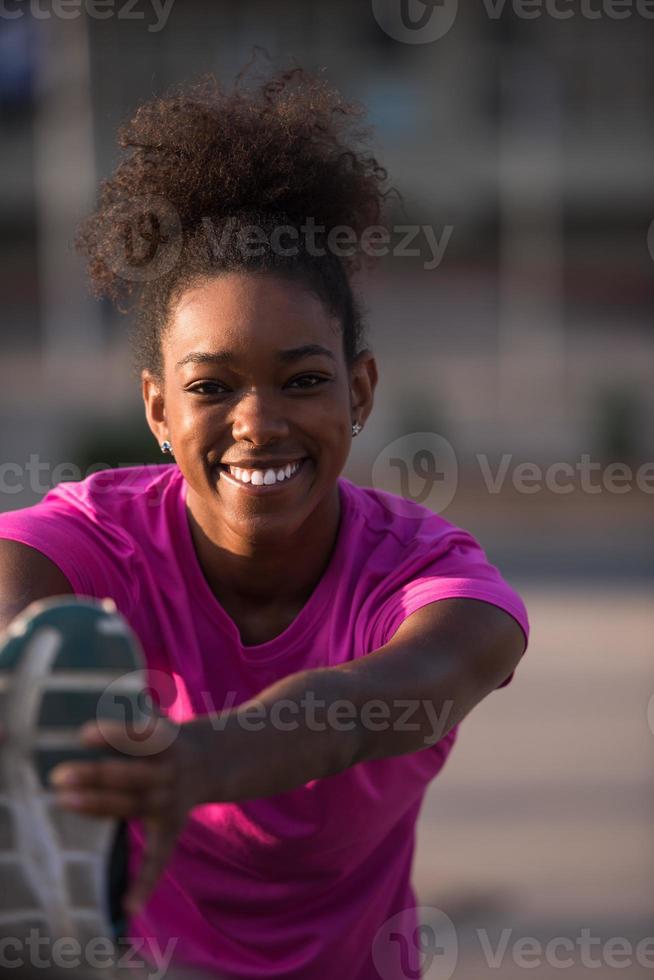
412, 579, 654, 979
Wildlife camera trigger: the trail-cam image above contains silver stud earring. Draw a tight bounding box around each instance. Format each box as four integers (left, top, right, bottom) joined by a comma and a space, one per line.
160, 440, 174, 455
351, 422, 362, 437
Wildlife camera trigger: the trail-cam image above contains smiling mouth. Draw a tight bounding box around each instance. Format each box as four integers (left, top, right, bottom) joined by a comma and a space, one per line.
217, 459, 308, 491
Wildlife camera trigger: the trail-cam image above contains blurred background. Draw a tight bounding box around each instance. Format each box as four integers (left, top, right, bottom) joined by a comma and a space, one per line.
1, 1, 653, 977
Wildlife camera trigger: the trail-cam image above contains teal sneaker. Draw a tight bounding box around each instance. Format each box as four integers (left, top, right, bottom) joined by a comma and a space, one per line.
0, 596, 150, 977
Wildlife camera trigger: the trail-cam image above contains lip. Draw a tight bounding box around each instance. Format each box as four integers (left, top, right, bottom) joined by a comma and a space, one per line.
217, 458, 309, 494
220, 457, 306, 469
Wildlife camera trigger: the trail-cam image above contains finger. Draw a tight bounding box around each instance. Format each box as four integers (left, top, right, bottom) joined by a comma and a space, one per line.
54, 789, 142, 819
124, 819, 178, 917
53, 783, 173, 818
49, 758, 171, 792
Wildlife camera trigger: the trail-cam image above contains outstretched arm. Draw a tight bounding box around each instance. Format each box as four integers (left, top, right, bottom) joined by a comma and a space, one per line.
188, 596, 525, 801
47, 596, 526, 913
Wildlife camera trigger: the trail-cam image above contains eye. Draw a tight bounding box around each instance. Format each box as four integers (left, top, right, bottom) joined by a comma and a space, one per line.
286, 374, 328, 390
186, 381, 230, 396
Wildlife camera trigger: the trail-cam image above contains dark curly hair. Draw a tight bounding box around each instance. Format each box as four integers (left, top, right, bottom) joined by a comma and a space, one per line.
75, 56, 398, 382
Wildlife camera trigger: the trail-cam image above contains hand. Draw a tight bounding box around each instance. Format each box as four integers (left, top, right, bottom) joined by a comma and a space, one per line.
49, 714, 203, 917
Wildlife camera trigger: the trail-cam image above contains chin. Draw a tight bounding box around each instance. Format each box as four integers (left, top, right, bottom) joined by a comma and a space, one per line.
231, 511, 306, 545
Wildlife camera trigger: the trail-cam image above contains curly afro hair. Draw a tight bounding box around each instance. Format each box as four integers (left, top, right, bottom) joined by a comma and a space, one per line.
75, 57, 398, 382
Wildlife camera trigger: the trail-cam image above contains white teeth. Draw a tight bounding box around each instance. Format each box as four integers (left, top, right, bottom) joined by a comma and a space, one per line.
225, 460, 303, 486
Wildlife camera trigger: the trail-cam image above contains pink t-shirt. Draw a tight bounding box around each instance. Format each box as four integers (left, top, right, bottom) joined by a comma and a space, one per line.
0, 465, 529, 979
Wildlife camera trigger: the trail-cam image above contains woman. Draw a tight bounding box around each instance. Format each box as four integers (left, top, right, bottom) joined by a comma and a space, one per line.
0, 66, 529, 979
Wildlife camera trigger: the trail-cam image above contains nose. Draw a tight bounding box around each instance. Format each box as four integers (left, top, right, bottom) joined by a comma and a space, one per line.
230, 389, 291, 446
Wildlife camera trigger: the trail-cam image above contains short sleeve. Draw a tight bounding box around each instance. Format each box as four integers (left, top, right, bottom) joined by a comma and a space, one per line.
366, 529, 530, 690
0, 494, 140, 617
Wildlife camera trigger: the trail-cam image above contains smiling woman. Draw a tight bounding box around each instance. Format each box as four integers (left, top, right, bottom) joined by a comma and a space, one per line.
0, 61, 530, 980
145, 271, 376, 556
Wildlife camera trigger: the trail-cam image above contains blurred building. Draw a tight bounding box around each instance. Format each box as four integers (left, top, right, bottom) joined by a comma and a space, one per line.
1, 1, 653, 541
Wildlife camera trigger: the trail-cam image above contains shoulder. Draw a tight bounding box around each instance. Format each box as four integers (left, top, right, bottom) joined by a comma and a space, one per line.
46, 463, 181, 517
339, 477, 456, 540
0, 465, 182, 612
339, 476, 463, 556
338, 478, 530, 657
0, 463, 181, 550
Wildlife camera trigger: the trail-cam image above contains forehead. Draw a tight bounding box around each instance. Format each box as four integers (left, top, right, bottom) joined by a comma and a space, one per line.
164, 272, 341, 360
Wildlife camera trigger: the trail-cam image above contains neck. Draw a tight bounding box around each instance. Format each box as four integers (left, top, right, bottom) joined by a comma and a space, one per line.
184, 484, 342, 611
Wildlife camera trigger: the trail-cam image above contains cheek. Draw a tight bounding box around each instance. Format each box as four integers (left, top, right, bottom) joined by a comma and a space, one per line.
313, 380, 351, 432
308, 403, 349, 452
317, 411, 351, 472
175, 415, 203, 447
173, 399, 223, 440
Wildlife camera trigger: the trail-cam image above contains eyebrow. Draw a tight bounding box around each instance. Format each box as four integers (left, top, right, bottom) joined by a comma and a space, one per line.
175, 344, 336, 370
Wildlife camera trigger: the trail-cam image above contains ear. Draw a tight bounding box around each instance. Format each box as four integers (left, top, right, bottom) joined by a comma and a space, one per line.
349, 349, 378, 427
141, 370, 168, 447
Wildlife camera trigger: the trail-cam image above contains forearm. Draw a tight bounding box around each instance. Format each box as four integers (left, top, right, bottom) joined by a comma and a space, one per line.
183, 658, 464, 804
184, 666, 365, 804
182, 600, 523, 805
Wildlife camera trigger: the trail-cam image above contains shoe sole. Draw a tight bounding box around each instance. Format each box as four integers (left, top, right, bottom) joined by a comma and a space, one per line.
0, 596, 151, 978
